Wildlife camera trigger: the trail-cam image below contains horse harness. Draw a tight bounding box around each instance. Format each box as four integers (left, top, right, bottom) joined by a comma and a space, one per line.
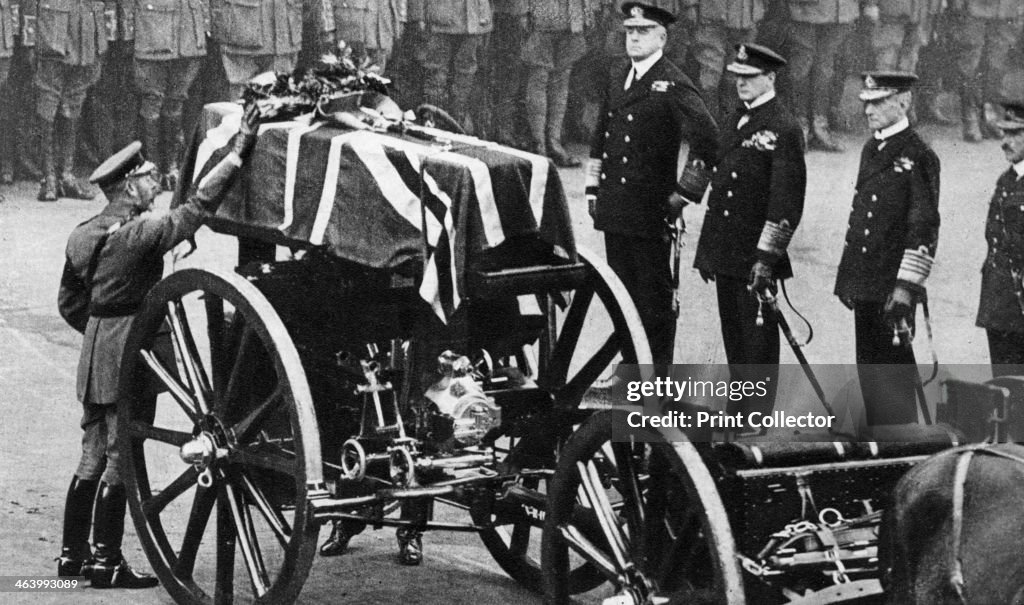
947, 444, 1024, 604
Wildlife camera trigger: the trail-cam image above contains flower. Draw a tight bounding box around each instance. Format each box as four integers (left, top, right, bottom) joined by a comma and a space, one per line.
741, 130, 778, 151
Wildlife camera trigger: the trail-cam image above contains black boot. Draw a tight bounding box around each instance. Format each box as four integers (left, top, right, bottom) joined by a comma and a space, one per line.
56, 476, 99, 577
57, 118, 98, 200
396, 527, 423, 566
319, 520, 365, 557
86, 482, 159, 589
37, 116, 57, 201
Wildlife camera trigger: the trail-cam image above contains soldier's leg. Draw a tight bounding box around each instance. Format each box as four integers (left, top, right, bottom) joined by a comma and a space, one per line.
853, 301, 918, 426
808, 23, 852, 152
421, 33, 454, 112
951, 14, 986, 141
978, 19, 1019, 138
56, 62, 102, 200
489, 13, 525, 147
785, 21, 816, 142
522, 31, 553, 155
86, 405, 160, 589
33, 59, 64, 201
897, 20, 924, 73
449, 34, 484, 134
221, 53, 261, 101
545, 33, 587, 167
58, 403, 107, 576
134, 59, 166, 181
692, 22, 728, 119
871, 20, 905, 71
161, 58, 203, 191
986, 328, 1024, 378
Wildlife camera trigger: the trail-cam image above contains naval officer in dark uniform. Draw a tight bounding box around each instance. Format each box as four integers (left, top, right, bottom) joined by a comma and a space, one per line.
585, 1, 719, 369
976, 102, 1024, 377
54, 102, 262, 588
693, 43, 806, 418
835, 72, 940, 426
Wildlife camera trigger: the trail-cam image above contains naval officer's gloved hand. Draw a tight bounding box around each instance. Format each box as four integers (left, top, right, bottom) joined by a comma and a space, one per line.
748, 260, 776, 296
883, 284, 915, 329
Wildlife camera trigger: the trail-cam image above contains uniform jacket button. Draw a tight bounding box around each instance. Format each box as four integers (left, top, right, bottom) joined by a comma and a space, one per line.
622, 157, 628, 163
620, 177, 626, 184
861, 247, 867, 253
724, 210, 730, 217
864, 229, 870, 235
871, 195, 878, 202
731, 172, 737, 179
605, 132, 610, 138
601, 173, 606, 180
867, 211, 873, 218
627, 114, 634, 121
712, 167, 718, 173
727, 191, 733, 198
624, 135, 630, 143
602, 152, 608, 159
607, 112, 613, 117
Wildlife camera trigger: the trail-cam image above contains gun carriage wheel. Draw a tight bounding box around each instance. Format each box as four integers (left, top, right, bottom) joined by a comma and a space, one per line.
542, 409, 745, 605
471, 247, 654, 594
117, 268, 324, 605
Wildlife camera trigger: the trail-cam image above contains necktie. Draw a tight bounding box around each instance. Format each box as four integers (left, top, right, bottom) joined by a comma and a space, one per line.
737, 113, 751, 129
624, 67, 636, 90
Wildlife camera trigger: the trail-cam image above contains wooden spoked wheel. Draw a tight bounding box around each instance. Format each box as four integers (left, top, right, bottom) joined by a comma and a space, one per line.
475, 247, 654, 594
542, 409, 746, 605
117, 268, 324, 605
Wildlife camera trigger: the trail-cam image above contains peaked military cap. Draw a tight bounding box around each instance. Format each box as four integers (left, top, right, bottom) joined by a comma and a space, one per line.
726, 43, 787, 76
996, 101, 1024, 131
89, 141, 157, 188
621, 2, 676, 27
858, 71, 919, 102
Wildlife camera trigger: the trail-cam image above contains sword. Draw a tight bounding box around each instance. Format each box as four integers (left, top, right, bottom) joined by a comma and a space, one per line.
668, 217, 685, 316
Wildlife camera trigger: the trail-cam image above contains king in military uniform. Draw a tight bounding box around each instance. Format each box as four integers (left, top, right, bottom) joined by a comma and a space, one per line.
834, 72, 940, 426
54, 102, 262, 588
976, 102, 1024, 376
693, 43, 806, 418
585, 1, 719, 369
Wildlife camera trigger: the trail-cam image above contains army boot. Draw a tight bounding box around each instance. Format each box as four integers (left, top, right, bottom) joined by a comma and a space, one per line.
56, 476, 99, 577
396, 527, 423, 566
319, 520, 366, 557
85, 482, 159, 589
57, 119, 98, 200
37, 116, 58, 201
809, 115, 844, 152
545, 70, 580, 168
524, 67, 549, 156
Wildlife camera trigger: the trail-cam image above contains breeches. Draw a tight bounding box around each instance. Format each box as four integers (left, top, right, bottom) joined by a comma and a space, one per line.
34, 58, 103, 120
76, 403, 121, 486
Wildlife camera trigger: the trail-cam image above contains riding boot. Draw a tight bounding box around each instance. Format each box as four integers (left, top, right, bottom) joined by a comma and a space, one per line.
57, 119, 98, 200
808, 115, 844, 152
396, 527, 423, 566
319, 520, 366, 557
86, 482, 159, 589
545, 70, 580, 168
960, 85, 982, 142
56, 476, 100, 577
524, 67, 549, 156
37, 116, 58, 201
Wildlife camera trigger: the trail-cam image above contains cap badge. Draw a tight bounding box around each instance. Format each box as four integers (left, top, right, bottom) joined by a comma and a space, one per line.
864, 75, 877, 89
630, 6, 643, 17
737, 45, 748, 61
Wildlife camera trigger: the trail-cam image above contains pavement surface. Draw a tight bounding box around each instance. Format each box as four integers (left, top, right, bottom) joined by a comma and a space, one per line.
0, 122, 1006, 604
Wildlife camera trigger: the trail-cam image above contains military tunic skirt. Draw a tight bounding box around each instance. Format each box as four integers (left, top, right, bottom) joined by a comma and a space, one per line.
977, 169, 1024, 333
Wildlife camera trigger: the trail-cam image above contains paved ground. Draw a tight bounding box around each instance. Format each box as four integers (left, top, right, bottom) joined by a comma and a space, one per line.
0, 121, 1007, 604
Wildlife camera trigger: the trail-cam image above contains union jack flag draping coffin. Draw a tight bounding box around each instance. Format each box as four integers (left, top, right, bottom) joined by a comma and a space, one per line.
179, 103, 577, 321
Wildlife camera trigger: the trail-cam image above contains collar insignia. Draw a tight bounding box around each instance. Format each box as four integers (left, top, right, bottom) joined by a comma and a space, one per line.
737, 45, 748, 61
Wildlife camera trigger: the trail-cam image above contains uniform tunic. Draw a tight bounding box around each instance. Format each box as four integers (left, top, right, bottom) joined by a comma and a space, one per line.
132, 0, 209, 60
976, 168, 1024, 333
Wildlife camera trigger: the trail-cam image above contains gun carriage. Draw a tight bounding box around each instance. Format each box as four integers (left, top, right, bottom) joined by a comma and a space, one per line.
115, 93, 655, 604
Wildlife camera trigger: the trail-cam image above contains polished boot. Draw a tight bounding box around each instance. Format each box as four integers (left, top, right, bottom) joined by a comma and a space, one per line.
85, 482, 159, 589
56, 476, 99, 577
808, 115, 844, 152
524, 67, 549, 156
37, 117, 58, 201
396, 527, 423, 566
57, 119, 98, 200
545, 69, 580, 168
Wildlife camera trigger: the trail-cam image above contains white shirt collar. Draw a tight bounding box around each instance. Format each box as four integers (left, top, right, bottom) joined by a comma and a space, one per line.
744, 89, 776, 111
874, 116, 909, 140
1014, 158, 1024, 178
631, 50, 663, 81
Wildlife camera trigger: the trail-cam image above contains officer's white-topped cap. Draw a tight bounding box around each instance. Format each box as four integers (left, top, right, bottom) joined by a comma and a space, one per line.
996, 102, 1024, 131
621, 2, 676, 27
89, 141, 157, 188
858, 71, 919, 102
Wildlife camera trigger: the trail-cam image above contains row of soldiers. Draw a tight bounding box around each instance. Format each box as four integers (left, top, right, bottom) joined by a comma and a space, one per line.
1, 0, 1021, 202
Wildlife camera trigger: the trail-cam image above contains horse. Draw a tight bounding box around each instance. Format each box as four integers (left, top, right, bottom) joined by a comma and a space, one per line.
881, 443, 1024, 604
